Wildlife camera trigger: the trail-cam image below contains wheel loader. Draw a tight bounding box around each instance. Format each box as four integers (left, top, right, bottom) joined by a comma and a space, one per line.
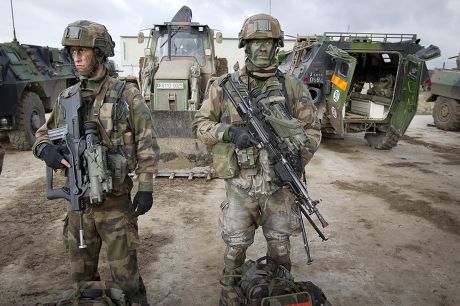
137, 6, 228, 178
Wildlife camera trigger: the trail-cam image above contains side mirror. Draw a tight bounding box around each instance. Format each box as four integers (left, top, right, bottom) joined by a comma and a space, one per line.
215, 32, 223, 44
137, 32, 145, 44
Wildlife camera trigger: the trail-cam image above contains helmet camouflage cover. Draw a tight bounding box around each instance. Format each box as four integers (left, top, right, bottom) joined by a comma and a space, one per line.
238, 13, 284, 48
62, 20, 115, 58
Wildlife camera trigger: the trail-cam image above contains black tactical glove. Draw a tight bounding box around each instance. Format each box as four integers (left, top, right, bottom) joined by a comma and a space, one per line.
228, 126, 257, 149
38, 144, 69, 170
133, 191, 153, 217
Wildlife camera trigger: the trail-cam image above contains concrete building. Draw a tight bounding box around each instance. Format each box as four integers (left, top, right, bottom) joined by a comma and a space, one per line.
118, 36, 295, 77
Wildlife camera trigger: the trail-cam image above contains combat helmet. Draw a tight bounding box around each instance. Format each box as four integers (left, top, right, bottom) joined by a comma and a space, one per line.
238, 14, 284, 48
62, 20, 115, 58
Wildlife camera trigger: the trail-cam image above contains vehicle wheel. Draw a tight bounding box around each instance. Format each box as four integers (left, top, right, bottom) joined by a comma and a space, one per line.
8, 91, 45, 150
364, 127, 400, 150
432, 96, 460, 130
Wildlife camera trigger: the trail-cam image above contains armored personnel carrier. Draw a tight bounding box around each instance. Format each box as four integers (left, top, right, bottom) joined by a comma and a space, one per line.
137, 6, 228, 177
279, 32, 440, 149
0, 39, 77, 150
426, 53, 460, 130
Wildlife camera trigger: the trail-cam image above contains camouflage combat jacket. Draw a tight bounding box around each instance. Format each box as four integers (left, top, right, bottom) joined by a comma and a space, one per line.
33, 68, 159, 194
193, 66, 321, 195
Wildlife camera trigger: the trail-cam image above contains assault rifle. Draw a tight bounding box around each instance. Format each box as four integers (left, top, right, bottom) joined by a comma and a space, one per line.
219, 74, 328, 263
46, 91, 112, 249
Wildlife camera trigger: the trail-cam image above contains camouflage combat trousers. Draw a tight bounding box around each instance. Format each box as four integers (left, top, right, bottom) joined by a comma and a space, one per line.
220, 180, 300, 273
63, 193, 147, 304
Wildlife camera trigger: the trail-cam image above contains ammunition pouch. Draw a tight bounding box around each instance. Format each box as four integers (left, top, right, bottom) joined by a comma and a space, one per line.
235, 147, 259, 169
212, 142, 239, 179
107, 152, 130, 194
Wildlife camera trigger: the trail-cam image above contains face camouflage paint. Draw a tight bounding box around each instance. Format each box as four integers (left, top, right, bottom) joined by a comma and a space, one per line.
246, 39, 277, 68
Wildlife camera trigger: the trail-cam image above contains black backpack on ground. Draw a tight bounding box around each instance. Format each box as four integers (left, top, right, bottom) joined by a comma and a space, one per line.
219, 256, 331, 306
36, 281, 129, 306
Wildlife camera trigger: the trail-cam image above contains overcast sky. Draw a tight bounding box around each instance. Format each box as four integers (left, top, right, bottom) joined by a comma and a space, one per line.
1, 0, 458, 69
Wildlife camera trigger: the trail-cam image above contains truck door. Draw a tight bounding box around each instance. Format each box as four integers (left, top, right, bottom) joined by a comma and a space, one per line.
325, 45, 356, 135
389, 55, 423, 136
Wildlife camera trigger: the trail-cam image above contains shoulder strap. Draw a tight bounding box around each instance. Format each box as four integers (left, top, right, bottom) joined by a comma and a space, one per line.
91, 78, 126, 152
112, 80, 127, 130
91, 80, 111, 120
276, 70, 292, 117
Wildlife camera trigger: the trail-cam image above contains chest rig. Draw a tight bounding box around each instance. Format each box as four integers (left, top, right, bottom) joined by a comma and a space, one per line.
222, 71, 293, 170
89, 78, 128, 153
58, 78, 133, 194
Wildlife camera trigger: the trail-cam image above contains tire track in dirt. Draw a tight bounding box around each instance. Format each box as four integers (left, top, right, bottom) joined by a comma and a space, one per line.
331, 180, 460, 236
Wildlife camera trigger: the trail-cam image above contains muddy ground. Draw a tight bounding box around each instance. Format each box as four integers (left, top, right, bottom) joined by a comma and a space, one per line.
0, 115, 459, 306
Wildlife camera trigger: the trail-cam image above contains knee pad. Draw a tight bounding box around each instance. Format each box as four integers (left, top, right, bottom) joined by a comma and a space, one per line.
267, 239, 290, 258
224, 245, 248, 269
221, 225, 255, 248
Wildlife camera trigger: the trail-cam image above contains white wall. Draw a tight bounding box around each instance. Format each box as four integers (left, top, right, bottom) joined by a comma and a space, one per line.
118, 36, 295, 77
119, 36, 147, 77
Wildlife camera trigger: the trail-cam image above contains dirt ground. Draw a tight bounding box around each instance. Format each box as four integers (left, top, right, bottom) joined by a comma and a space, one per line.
0, 115, 459, 306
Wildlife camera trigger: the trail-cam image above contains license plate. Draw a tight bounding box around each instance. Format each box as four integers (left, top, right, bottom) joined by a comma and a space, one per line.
156, 82, 184, 89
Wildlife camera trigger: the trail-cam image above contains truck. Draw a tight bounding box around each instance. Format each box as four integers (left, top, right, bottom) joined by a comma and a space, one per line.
279, 32, 440, 149
0, 39, 77, 150
137, 6, 228, 177
425, 53, 460, 130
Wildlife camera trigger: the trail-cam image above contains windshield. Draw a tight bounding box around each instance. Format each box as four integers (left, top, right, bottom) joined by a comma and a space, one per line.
154, 31, 206, 65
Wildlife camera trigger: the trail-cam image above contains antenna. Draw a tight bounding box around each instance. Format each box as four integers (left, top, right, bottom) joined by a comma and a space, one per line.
10, 0, 17, 42
269, 0, 272, 14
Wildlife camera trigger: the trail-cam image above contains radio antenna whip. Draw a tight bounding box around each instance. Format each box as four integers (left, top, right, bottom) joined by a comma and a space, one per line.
10, 0, 18, 42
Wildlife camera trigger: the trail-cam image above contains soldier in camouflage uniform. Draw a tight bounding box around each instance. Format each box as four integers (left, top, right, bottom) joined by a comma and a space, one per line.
32, 20, 159, 305
193, 14, 321, 283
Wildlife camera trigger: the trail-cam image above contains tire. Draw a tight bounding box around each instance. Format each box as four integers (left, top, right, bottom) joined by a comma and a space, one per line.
364, 127, 400, 150
432, 96, 460, 131
8, 91, 45, 150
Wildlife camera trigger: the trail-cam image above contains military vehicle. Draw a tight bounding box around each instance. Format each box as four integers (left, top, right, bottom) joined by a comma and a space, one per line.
279, 32, 440, 149
426, 53, 460, 130
137, 6, 227, 178
0, 39, 77, 150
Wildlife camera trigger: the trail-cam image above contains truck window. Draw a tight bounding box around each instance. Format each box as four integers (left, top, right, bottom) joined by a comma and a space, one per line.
155, 32, 205, 66
338, 62, 349, 77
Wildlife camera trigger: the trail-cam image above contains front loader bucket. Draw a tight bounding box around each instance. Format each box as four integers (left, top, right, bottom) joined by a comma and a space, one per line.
152, 110, 214, 179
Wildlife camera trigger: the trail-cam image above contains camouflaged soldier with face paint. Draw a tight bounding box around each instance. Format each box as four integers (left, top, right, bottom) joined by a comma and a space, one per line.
193, 14, 321, 284
32, 20, 159, 305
